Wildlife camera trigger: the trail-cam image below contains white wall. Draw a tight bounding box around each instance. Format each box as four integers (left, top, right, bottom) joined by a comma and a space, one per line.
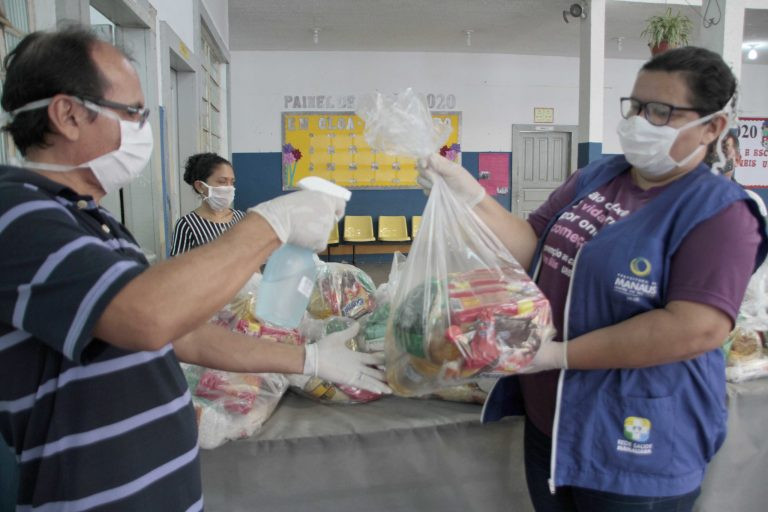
230, 51, 648, 155
231, 50, 768, 156
201, 0, 228, 44
151, 0, 194, 50
740, 63, 768, 117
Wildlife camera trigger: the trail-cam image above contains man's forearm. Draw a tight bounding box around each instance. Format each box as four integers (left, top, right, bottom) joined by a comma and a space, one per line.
173, 322, 305, 374
95, 213, 281, 350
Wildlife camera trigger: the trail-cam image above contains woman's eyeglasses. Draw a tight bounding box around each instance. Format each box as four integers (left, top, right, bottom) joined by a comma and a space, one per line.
620, 97, 707, 127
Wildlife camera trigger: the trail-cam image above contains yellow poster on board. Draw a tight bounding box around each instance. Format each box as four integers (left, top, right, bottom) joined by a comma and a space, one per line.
281, 111, 461, 189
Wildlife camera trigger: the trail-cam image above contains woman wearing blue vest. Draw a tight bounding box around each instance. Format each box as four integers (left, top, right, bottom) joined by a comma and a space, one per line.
418, 47, 768, 512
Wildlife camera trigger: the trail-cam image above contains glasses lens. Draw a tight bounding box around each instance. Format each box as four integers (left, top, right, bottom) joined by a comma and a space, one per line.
138, 108, 150, 128
644, 102, 672, 126
620, 98, 639, 119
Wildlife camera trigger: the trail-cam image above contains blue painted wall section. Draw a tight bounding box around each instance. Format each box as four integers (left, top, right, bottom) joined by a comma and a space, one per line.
232, 151, 510, 215
577, 142, 603, 168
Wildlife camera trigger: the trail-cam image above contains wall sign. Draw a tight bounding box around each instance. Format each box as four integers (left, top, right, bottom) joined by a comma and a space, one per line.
533, 107, 554, 123
734, 117, 768, 187
281, 111, 461, 189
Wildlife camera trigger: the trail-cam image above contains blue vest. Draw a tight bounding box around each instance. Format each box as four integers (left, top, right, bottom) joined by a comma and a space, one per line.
481, 155, 768, 497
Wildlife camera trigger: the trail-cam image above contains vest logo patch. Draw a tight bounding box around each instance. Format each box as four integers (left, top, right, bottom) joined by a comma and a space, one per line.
614, 257, 658, 301
629, 257, 651, 277
617, 416, 653, 455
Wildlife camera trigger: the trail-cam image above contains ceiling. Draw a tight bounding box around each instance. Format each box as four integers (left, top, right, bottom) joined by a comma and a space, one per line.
228, 0, 768, 64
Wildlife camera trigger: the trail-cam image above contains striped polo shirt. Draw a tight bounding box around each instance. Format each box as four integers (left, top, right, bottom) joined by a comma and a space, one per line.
169, 210, 246, 256
0, 167, 202, 511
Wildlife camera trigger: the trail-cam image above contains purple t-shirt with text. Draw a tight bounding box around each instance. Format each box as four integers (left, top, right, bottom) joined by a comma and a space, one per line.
520, 169, 761, 436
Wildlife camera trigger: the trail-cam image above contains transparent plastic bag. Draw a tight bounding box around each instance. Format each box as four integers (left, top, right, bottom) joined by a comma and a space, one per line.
724, 261, 768, 383
385, 177, 555, 396
183, 365, 289, 450
355, 88, 451, 158
307, 262, 377, 320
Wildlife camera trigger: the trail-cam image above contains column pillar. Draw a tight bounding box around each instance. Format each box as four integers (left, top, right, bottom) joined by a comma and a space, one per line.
699, 0, 746, 81
578, 0, 605, 167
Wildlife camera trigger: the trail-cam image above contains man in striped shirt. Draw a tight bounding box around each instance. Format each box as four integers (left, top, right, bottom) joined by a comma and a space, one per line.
0, 26, 389, 510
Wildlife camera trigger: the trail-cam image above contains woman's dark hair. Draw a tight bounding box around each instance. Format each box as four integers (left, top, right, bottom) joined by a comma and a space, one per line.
1, 25, 111, 155
641, 46, 737, 115
183, 153, 232, 187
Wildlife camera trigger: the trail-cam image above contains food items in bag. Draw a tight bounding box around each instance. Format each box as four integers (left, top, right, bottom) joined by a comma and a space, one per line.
725, 326, 768, 383
290, 316, 383, 404
182, 364, 289, 449
727, 327, 764, 363
307, 263, 377, 319
388, 266, 553, 395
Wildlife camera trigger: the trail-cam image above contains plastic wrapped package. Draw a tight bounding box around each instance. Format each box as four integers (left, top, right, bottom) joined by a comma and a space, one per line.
182, 364, 289, 449
725, 261, 768, 383
184, 273, 295, 449
307, 262, 377, 320
385, 178, 555, 396
725, 326, 768, 383
288, 316, 383, 404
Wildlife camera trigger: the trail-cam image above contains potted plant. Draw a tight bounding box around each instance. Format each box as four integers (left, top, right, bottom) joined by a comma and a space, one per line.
640, 7, 693, 56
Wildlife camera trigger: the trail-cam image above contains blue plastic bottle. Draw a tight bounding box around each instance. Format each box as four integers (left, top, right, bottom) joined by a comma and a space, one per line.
256, 177, 351, 328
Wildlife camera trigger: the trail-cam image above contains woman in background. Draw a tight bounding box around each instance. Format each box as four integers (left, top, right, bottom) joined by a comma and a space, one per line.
170, 153, 246, 255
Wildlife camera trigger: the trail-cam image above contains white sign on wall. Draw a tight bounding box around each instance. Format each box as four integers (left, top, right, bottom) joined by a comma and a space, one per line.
735, 117, 768, 187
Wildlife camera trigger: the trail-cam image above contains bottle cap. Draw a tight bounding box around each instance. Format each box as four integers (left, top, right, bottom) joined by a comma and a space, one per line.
297, 176, 352, 202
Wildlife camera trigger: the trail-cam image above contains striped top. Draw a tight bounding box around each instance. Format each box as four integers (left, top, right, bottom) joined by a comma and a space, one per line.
0, 167, 202, 511
169, 210, 246, 256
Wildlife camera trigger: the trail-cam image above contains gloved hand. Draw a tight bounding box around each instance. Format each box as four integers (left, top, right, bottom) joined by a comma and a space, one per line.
521, 339, 568, 374
303, 323, 392, 394
416, 153, 486, 207
249, 190, 345, 252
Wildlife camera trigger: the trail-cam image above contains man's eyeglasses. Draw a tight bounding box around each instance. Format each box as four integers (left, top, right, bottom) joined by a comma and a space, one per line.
81, 96, 150, 127
620, 97, 708, 127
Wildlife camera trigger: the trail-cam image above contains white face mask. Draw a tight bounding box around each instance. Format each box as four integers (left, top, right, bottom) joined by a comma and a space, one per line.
200, 182, 235, 211
7, 97, 153, 195
617, 111, 721, 178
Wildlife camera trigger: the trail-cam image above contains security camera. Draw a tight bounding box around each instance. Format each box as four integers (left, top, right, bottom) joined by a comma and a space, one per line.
562, 2, 588, 23
569, 3, 583, 17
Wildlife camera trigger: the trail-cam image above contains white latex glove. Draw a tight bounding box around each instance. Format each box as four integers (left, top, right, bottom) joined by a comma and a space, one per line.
416, 153, 486, 207
303, 323, 392, 394
522, 340, 568, 374
249, 190, 346, 252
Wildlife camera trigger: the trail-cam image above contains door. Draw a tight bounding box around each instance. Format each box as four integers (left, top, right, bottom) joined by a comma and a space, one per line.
512, 125, 576, 218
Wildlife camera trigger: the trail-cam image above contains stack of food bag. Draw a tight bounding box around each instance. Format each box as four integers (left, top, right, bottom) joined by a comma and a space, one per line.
725, 261, 768, 382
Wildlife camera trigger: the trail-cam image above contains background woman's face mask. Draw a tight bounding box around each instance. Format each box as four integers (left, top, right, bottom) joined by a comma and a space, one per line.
200, 182, 235, 211
617, 111, 720, 178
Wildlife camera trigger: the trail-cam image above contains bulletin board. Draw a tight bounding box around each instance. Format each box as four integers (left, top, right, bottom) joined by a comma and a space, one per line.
281, 111, 461, 189
734, 117, 768, 187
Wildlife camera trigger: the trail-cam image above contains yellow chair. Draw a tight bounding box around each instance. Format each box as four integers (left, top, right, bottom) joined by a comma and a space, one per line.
343, 216, 376, 264
324, 222, 340, 261
328, 222, 340, 245
377, 216, 410, 242
411, 216, 422, 239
